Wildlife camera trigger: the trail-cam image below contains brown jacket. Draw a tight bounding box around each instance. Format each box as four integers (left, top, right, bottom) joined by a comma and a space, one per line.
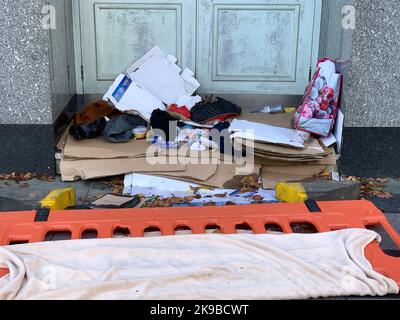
74, 101, 121, 125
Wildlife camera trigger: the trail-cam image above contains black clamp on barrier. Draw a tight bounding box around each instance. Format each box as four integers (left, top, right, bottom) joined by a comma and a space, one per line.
305, 199, 322, 213
35, 208, 50, 222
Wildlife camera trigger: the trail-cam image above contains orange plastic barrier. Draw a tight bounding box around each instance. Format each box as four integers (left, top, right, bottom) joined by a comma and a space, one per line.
0, 200, 399, 286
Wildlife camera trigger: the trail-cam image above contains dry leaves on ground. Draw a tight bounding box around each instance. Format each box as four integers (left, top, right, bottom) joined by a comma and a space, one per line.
345, 176, 393, 199
239, 175, 261, 193
0, 173, 55, 182
101, 176, 125, 194
251, 195, 264, 202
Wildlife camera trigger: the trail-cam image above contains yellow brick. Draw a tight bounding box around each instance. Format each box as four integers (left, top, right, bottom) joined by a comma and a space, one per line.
40, 188, 76, 210
275, 183, 308, 203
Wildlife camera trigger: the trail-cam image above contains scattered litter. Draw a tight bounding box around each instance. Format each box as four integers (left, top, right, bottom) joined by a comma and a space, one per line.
103, 74, 165, 122
60, 156, 186, 182
123, 174, 199, 198
91, 194, 142, 209
0, 173, 55, 183
293, 58, 343, 137
102, 114, 147, 143
122, 173, 277, 207
139, 189, 277, 208
190, 96, 241, 124
126, 46, 200, 106
333, 109, 344, 153
102, 46, 202, 122
331, 172, 341, 182
234, 137, 330, 163
251, 105, 284, 114
167, 104, 191, 121
239, 175, 261, 192
261, 165, 326, 190
346, 177, 393, 199
176, 95, 202, 110
133, 126, 148, 140
320, 133, 337, 148
72, 100, 120, 126
40, 188, 76, 210
101, 176, 125, 194
230, 119, 309, 149
58, 46, 341, 201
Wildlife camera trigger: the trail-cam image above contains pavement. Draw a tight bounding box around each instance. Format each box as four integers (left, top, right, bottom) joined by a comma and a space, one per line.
0, 176, 399, 300
0, 177, 399, 253
0, 177, 114, 211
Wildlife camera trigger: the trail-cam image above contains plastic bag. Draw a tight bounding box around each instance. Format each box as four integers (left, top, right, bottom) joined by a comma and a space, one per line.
293, 58, 343, 137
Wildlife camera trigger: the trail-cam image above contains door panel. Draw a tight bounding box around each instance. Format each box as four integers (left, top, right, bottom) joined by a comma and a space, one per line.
78, 0, 321, 95
197, 0, 322, 95
79, 0, 196, 94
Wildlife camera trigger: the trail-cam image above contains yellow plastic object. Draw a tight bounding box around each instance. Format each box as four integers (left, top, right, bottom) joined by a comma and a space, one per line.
284, 107, 297, 113
275, 183, 308, 203
40, 188, 76, 210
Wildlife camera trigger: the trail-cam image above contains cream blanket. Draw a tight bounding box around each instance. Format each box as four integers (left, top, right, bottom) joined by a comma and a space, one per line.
0, 229, 398, 300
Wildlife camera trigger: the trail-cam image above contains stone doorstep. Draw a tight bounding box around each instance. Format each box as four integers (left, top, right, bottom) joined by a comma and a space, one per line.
276, 181, 361, 203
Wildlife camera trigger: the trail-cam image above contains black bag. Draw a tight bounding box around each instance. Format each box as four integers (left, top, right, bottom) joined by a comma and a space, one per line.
103, 114, 147, 143
191, 96, 241, 123
69, 118, 107, 141
150, 109, 179, 141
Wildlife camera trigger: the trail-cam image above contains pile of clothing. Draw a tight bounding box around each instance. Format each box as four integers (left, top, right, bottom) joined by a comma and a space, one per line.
69, 101, 147, 143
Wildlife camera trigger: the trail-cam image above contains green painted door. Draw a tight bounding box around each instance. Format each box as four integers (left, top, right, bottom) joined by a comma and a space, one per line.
77, 0, 321, 95
78, 0, 196, 94
197, 0, 322, 95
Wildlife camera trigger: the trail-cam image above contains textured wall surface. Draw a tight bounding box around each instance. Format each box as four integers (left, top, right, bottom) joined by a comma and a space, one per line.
0, 0, 75, 125
346, 0, 400, 127
0, 0, 52, 124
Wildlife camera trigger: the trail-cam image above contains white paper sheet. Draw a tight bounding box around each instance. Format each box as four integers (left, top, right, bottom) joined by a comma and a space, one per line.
320, 133, 337, 148
124, 173, 199, 198
229, 120, 307, 148
127, 46, 200, 105
319, 109, 344, 152
103, 74, 165, 121
334, 109, 345, 153
176, 95, 202, 110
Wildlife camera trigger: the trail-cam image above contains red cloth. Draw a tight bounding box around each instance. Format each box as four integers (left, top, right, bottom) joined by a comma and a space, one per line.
167, 104, 191, 121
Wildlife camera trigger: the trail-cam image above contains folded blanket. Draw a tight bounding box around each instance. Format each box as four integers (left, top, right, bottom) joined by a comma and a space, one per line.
0, 229, 398, 300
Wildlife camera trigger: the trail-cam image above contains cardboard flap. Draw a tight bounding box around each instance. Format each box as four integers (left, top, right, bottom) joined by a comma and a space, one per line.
63, 135, 152, 160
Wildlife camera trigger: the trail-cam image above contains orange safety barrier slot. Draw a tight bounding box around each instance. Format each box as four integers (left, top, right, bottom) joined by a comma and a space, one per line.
0, 200, 399, 287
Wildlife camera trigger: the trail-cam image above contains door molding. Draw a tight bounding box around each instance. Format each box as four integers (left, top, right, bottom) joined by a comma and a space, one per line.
311, 0, 323, 72
196, 0, 323, 95
75, 0, 196, 94
72, 0, 83, 94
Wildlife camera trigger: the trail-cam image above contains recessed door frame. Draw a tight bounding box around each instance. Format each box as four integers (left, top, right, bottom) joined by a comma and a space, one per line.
72, 0, 84, 94
72, 0, 322, 95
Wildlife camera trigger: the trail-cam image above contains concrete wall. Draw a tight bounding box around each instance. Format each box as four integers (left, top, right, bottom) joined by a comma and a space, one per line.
346, 0, 400, 127
340, 0, 400, 177
0, 0, 53, 125
321, 0, 400, 128
0, 0, 75, 125
0, 0, 75, 174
